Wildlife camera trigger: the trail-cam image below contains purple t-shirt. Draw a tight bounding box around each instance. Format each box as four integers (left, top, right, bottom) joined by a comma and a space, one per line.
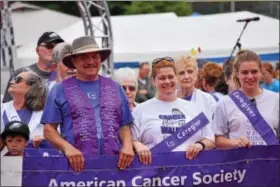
40, 78, 133, 155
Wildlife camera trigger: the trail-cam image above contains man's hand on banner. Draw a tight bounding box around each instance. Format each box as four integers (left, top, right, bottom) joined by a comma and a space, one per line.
64, 145, 85, 173
32, 136, 45, 148
186, 143, 203, 160
118, 142, 134, 170
232, 137, 252, 148
133, 141, 152, 165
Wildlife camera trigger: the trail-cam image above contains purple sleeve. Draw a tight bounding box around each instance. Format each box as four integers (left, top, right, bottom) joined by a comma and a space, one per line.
116, 84, 134, 127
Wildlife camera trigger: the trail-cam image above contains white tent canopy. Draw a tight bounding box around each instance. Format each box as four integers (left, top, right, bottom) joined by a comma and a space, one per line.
16, 11, 279, 70
11, 2, 79, 48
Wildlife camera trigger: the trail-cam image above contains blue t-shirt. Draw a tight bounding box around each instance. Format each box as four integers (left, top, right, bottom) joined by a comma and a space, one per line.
261, 79, 280, 93
40, 77, 133, 155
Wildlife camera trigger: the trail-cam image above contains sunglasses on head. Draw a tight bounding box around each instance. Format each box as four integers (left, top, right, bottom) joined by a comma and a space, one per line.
122, 85, 136, 92
152, 56, 174, 67
39, 43, 55, 50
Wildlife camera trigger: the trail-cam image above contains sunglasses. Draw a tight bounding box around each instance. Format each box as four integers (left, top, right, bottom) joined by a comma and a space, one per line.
122, 85, 136, 92
40, 44, 55, 50
152, 56, 174, 67
13, 76, 28, 84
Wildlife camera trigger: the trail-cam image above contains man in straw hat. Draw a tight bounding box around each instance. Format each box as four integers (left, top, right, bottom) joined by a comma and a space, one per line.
41, 36, 135, 172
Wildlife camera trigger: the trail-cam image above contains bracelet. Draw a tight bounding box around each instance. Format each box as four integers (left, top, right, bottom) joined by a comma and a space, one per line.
195, 141, 206, 150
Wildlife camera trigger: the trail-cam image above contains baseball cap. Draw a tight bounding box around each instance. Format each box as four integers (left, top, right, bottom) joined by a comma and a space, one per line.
37, 32, 64, 46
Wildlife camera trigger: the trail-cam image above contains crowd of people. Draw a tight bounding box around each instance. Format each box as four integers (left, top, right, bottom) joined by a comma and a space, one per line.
0, 31, 279, 173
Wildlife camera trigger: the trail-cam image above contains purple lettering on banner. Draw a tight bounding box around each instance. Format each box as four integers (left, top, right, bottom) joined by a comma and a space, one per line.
229, 90, 279, 145
62, 76, 121, 156
21, 146, 280, 187
151, 112, 209, 153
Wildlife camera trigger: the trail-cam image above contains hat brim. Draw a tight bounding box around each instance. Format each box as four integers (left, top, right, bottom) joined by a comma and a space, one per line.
1, 131, 29, 141
62, 48, 111, 69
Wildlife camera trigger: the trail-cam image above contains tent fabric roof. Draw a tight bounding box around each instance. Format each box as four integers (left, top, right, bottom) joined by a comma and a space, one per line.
11, 2, 42, 11
16, 11, 279, 69
10, 2, 79, 48
176, 11, 279, 54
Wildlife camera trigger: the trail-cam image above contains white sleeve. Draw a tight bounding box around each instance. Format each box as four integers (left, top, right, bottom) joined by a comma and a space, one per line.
213, 101, 229, 136
201, 95, 217, 133
131, 108, 142, 141
208, 95, 217, 120
201, 115, 215, 143
1, 105, 4, 133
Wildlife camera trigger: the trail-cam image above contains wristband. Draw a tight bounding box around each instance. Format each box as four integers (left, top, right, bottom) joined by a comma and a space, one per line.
195, 141, 206, 150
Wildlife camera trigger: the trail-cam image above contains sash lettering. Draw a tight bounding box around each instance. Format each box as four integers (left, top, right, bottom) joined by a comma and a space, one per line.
151, 112, 209, 153
229, 90, 279, 145
62, 76, 121, 155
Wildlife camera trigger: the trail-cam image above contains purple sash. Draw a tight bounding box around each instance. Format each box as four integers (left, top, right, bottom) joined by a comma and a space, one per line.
229, 90, 279, 145
62, 76, 121, 155
151, 112, 209, 153
48, 71, 57, 82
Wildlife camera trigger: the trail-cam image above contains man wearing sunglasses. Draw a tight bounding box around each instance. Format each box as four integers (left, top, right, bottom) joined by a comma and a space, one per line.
2, 32, 64, 103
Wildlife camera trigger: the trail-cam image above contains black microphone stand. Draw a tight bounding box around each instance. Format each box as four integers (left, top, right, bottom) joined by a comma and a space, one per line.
227, 21, 251, 63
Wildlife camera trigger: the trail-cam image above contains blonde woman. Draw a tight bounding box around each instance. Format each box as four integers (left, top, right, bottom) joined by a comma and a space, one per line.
175, 56, 217, 122
214, 50, 279, 149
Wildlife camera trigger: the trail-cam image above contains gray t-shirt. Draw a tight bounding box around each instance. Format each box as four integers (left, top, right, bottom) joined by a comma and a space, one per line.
2, 63, 51, 103
213, 89, 279, 145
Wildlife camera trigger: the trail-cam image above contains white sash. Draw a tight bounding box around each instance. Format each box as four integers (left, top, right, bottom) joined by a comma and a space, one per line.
2, 101, 43, 139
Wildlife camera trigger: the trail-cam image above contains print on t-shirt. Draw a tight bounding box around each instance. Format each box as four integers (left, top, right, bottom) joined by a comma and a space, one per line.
245, 119, 265, 145
159, 108, 186, 138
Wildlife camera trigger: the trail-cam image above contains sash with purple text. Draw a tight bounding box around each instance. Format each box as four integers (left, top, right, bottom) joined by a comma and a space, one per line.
151, 112, 209, 153
62, 76, 121, 155
229, 90, 279, 145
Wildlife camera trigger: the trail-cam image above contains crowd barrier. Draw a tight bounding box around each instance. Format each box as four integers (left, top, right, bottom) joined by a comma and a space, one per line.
1, 145, 279, 187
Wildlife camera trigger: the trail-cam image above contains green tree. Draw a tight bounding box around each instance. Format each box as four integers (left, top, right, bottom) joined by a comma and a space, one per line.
123, 1, 192, 16
24, 1, 193, 17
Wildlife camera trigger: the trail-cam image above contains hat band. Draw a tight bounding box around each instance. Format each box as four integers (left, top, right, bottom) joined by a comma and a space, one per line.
72, 44, 100, 54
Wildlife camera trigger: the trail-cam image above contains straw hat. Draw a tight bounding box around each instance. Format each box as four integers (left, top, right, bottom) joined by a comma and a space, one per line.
62, 36, 111, 69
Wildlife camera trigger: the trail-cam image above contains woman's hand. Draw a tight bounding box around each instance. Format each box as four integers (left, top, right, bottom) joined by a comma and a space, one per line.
32, 136, 45, 148
231, 137, 251, 148
186, 143, 203, 160
133, 141, 152, 165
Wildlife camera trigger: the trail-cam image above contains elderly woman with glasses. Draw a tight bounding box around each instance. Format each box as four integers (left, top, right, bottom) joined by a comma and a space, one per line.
114, 67, 138, 110
131, 57, 215, 165
0, 71, 47, 150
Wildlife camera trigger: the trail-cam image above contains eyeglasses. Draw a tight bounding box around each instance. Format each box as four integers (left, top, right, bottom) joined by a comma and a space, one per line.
13, 76, 28, 84
122, 85, 136, 92
39, 44, 55, 50
152, 56, 174, 67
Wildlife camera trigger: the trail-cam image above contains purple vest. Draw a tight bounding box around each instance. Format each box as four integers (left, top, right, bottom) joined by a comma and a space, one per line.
62, 76, 121, 155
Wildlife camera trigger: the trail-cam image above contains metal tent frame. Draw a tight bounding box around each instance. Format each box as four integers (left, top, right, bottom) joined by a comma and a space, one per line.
0, 0, 113, 76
